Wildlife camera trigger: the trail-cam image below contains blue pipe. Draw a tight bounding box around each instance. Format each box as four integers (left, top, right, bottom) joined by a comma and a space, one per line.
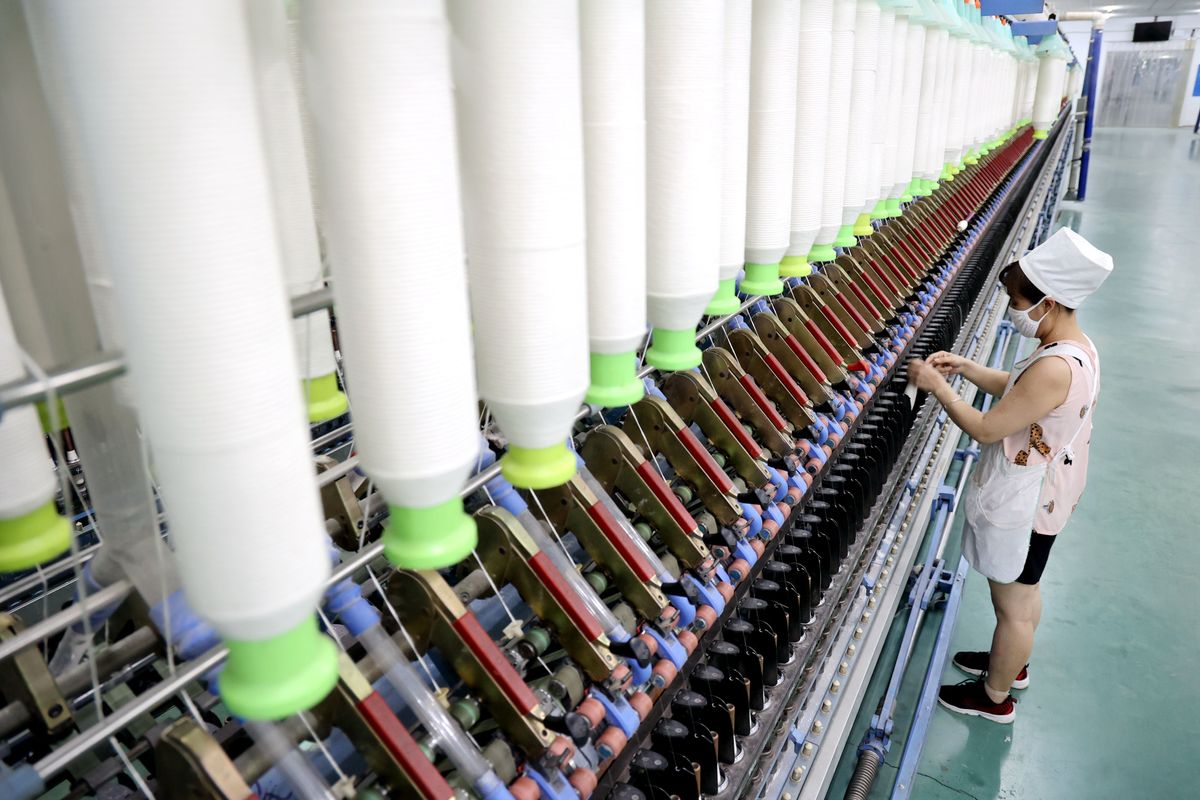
1076, 26, 1103, 201
890, 557, 970, 799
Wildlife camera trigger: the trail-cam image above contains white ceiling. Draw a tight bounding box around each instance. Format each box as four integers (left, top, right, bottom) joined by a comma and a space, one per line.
1044, 0, 1200, 17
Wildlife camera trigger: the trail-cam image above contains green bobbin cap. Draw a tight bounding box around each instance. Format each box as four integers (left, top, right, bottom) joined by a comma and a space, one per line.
385, 498, 477, 569
780, 254, 812, 278
705, 277, 741, 315
833, 225, 857, 249
36, 397, 69, 434
913, 180, 934, 198
808, 242, 837, 263
220, 617, 338, 721
853, 213, 874, 237
940, 163, 956, 181
502, 443, 578, 490
884, 197, 903, 217
645, 327, 702, 372
741, 262, 784, 296
964, 149, 980, 165
1033, 129, 1048, 141
304, 372, 349, 424
0, 500, 71, 574
869, 200, 889, 221
586, 351, 644, 408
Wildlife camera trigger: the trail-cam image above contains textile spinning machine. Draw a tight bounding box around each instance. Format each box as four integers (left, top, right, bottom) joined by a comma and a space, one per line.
0, 1, 1076, 798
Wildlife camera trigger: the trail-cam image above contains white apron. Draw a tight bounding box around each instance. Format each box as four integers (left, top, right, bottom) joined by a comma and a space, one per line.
961, 341, 1098, 583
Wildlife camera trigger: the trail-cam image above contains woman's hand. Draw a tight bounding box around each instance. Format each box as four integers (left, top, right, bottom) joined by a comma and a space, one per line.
926, 351, 971, 377
907, 358, 948, 394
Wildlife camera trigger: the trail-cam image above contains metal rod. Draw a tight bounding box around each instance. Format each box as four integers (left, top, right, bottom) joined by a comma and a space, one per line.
0, 353, 127, 411
0, 286, 335, 411
33, 645, 226, 781
290, 286, 334, 319
0, 544, 101, 610
0, 580, 133, 665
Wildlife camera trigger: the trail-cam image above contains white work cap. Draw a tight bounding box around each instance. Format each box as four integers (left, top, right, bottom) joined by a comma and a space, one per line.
1018, 228, 1113, 309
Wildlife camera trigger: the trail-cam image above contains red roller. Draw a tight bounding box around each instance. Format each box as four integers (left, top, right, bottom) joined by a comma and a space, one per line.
509, 777, 540, 800
629, 692, 653, 720
568, 768, 599, 797
675, 427, 735, 494
357, 692, 455, 800
451, 614, 538, 713
711, 398, 764, 457
652, 659, 679, 688
596, 726, 628, 761
763, 353, 810, 406
576, 697, 606, 729
586, 501, 657, 580
634, 460, 700, 534
529, 552, 604, 641
783, 334, 828, 384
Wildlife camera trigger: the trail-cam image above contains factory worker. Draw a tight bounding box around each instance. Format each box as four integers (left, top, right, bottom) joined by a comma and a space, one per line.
907, 228, 1112, 723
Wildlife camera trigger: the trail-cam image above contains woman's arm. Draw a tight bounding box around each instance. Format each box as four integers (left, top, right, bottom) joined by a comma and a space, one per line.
926, 351, 1009, 396
910, 356, 1071, 445
962, 363, 1011, 397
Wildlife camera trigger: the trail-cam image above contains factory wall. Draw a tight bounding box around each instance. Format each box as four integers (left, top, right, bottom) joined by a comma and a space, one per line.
1061, 14, 1200, 128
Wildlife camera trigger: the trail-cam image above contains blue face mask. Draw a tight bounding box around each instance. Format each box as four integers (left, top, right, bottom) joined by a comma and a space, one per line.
1007, 298, 1046, 338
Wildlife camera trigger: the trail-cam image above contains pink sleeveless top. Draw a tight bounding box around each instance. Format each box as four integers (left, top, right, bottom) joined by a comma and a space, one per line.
1000, 338, 1099, 535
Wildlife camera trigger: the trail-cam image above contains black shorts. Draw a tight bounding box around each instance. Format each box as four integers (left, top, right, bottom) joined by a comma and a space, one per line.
1015, 532, 1056, 585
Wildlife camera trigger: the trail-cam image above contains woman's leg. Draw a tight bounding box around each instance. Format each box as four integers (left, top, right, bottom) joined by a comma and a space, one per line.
985, 579, 1040, 702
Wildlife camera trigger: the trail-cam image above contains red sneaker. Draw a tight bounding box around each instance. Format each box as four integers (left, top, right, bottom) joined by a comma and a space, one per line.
938, 680, 1016, 724
952, 650, 1029, 690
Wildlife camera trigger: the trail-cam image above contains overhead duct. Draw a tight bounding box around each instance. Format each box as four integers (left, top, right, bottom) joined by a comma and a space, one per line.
783, 0, 834, 277
0, 255, 69, 574
840, 0, 880, 245
741, 0, 801, 296
1032, 33, 1070, 140
299, 0, 482, 568
809, 0, 857, 262
449, 0, 590, 489
643, 0, 723, 369
580, 0, 647, 407
246, 0, 346, 426
27, 0, 337, 721
709, 0, 752, 311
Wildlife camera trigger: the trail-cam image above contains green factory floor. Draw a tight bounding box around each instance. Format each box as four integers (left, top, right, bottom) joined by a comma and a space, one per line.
827, 127, 1200, 800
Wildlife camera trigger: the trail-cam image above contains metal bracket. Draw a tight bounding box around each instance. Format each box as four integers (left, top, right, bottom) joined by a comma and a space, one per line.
0, 613, 73, 736
386, 569, 555, 754
579, 425, 710, 569
474, 505, 621, 682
